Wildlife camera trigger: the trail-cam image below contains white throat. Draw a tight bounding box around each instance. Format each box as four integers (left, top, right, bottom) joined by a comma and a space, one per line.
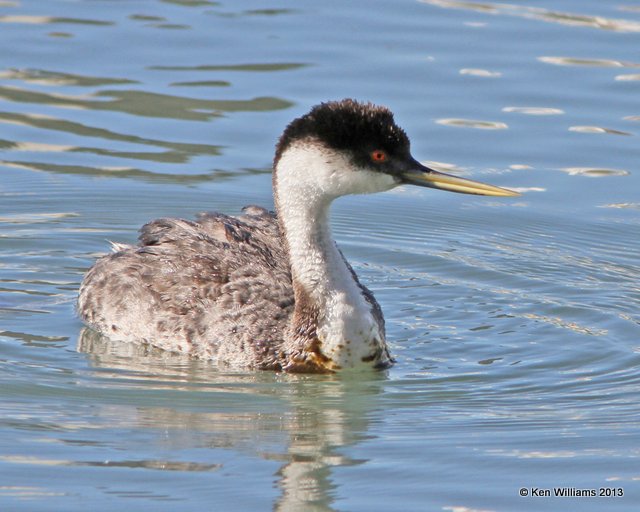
274, 143, 394, 368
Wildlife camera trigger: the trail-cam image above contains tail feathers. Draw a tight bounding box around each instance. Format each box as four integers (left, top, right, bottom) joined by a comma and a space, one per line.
108, 241, 133, 253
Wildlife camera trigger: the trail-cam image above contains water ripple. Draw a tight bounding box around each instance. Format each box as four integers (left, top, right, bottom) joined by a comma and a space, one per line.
0, 159, 250, 183
459, 68, 502, 77
615, 73, 640, 81
421, 1, 640, 33
559, 167, 630, 177
538, 56, 640, 68
0, 85, 292, 120
435, 118, 508, 130
598, 203, 640, 210
149, 62, 308, 72
0, 68, 137, 87
0, 15, 113, 26
569, 126, 633, 136
0, 111, 222, 156
0, 454, 220, 472
0, 212, 79, 224
502, 106, 564, 115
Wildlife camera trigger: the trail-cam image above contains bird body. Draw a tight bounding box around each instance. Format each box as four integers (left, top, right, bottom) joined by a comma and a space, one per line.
78, 99, 518, 373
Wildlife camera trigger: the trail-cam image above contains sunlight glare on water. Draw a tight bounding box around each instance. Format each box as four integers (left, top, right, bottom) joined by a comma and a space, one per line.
1, 0, 639, 511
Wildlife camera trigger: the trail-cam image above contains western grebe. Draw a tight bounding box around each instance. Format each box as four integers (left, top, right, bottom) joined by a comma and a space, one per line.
78, 99, 518, 373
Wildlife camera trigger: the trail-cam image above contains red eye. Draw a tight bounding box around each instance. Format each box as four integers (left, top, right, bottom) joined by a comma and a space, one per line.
371, 150, 387, 163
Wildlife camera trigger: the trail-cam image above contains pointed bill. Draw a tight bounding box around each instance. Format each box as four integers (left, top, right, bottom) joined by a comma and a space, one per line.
401, 164, 520, 197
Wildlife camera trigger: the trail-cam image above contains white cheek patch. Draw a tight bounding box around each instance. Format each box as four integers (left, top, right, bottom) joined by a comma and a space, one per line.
344, 168, 397, 194
278, 143, 399, 198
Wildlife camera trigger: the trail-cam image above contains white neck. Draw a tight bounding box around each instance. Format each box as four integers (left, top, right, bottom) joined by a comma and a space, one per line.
274, 143, 392, 369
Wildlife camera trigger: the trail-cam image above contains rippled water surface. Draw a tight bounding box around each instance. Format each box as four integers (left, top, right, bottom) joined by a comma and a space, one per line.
1, 1, 639, 511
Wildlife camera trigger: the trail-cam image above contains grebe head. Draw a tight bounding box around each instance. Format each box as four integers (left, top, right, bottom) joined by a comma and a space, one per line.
274, 99, 519, 199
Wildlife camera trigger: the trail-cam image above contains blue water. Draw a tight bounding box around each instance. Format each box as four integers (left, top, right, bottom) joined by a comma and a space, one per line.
1, 0, 639, 510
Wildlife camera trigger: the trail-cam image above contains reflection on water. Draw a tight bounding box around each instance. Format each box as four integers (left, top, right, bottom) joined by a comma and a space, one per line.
150, 63, 307, 72
502, 106, 564, 116
459, 68, 502, 77
0, 110, 222, 156
0, 85, 292, 120
0, 14, 114, 26
76, 329, 384, 511
435, 118, 508, 130
538, 56, 640, 68
559, 167, 630, 177
568, 126, 632, 136
599, 202, 640, 210
616, 73, 640, 81
0, 159, 267, 184
421, 0, 640, 32
2, 0, 640, 509
0, 68, 137, 87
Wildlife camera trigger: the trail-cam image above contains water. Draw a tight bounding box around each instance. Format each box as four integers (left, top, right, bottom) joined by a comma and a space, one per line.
1, 0, 639, 510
